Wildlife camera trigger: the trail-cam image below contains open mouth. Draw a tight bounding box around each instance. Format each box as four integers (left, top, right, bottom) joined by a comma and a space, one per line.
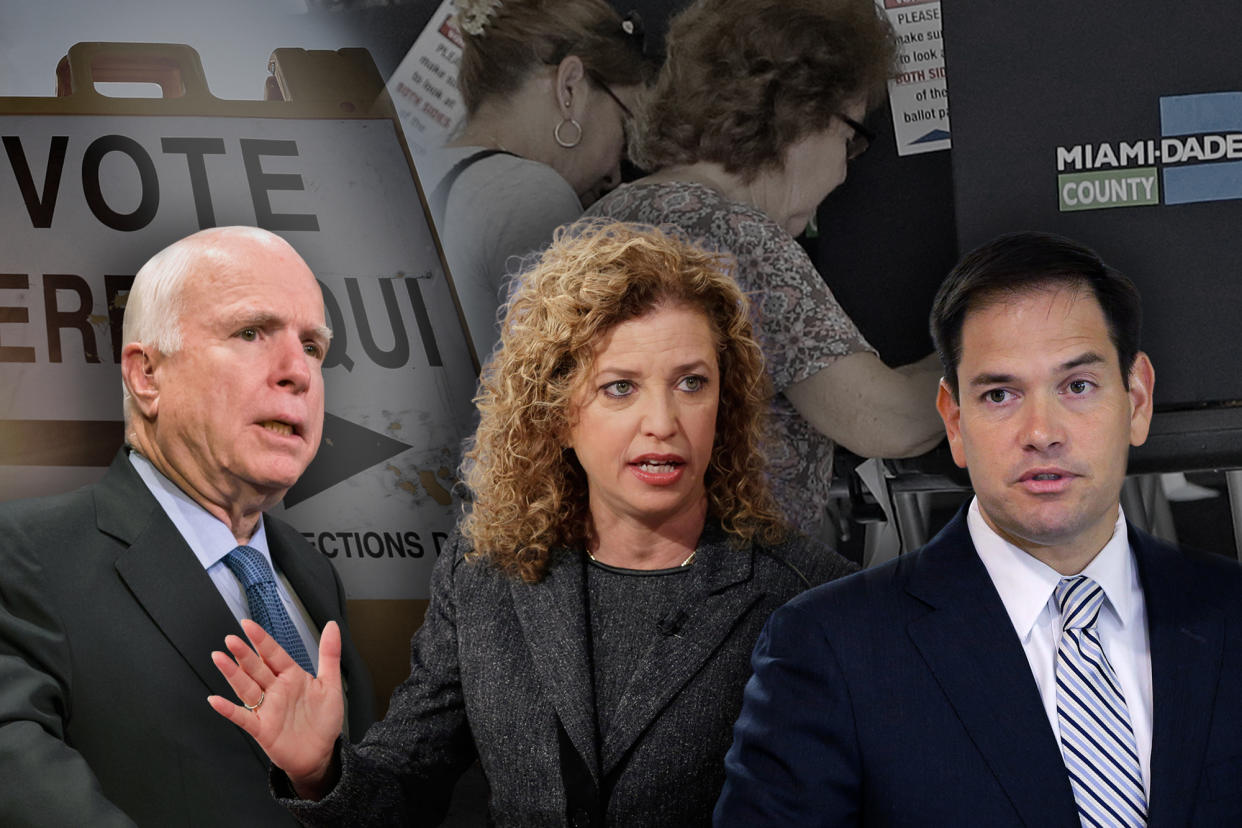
629, 455, 687, 485
1018, 469, 1076, 494
259, 420, 295, 437
635, 460, 682, 473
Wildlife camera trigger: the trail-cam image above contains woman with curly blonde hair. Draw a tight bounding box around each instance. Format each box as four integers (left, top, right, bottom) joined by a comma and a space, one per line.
462, 219, 786, 581
208, 221, 855, 826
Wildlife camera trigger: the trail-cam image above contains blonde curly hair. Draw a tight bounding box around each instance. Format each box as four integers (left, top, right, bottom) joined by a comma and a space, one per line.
461, 220, 786, 582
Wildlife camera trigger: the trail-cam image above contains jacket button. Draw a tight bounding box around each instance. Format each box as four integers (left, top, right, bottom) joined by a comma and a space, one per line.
571, 808, 591, 827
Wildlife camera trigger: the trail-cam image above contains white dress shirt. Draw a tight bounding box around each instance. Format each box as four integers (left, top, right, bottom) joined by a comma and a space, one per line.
129, 451, 319, 670
968, 497, 1153, 798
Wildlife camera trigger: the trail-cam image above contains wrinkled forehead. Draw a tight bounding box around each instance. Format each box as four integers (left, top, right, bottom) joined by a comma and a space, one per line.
189, 243, 324, 316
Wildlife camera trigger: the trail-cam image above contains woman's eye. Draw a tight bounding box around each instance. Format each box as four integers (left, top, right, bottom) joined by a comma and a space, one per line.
603, 380, 633, 397
679, 375, 705, 392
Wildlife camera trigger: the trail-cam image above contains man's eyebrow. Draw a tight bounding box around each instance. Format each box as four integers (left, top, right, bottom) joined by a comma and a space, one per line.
967, 372, 1016, 388
232, 311, 282, 328
1059, 351, 1106, 371
966, 352, 1109, 388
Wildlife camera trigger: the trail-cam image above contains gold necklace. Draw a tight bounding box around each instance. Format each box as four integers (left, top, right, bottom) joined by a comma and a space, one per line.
587, 549, 697, 567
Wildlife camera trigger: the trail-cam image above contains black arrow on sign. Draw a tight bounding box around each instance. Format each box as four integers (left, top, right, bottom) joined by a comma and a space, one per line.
283, 412, 413, 508
0, 415, 413, 507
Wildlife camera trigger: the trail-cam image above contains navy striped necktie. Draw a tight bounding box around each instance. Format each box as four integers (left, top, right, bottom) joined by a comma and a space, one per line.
1055, 575, 1146, 827
223, 545, 315, 674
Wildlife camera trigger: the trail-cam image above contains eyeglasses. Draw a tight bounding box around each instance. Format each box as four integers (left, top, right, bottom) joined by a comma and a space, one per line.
586, 69, 634, 120
835, 113, 875, 160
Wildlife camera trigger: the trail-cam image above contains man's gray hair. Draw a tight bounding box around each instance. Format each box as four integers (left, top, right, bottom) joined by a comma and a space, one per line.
120, 226, 296, 420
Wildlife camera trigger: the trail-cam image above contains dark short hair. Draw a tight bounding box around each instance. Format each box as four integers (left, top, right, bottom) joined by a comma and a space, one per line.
634, 0, 896, 179
930, 231, 1143, 398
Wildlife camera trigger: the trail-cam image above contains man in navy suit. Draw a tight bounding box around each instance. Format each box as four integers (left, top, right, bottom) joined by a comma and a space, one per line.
715, 232, 1242, 826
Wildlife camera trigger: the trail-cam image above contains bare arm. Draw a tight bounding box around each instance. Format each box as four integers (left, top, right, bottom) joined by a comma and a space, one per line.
783, 351, 944, 458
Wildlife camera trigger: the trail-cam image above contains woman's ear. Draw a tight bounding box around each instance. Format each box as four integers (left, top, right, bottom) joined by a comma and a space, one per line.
554, 54, 588, 118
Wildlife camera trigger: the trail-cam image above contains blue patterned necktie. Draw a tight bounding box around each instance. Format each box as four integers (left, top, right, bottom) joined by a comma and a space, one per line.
223, 545, 315, 674
1055, 575, 1147, 827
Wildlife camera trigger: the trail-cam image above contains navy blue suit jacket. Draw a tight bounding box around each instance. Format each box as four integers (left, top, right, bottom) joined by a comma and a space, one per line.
715, 508, 1242, 826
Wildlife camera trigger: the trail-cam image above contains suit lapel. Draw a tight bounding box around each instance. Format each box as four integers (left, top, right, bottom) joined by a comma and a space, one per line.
600, 538, 760, 774
97, 452, 272, 765
905, 511, 1080, 827
97, 453, 243, 702
1135, 529, 1223, 826
112, 517, 244, 701
509, 550, 601, 784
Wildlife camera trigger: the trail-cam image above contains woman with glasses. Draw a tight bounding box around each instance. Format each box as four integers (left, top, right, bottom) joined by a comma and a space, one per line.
589, 0, 945, 540
423, 0, 649, 363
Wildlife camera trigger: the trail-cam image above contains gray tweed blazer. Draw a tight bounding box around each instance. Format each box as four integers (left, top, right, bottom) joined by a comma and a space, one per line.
282, 523, 855, 827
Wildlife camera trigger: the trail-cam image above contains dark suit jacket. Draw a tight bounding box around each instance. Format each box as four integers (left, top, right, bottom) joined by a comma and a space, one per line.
281, 524, 855, 827
0, 449, 374, 827
715, 508, 1242, 827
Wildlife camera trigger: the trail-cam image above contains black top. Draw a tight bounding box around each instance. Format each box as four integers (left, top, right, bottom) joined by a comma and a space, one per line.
586, 557, 693, 735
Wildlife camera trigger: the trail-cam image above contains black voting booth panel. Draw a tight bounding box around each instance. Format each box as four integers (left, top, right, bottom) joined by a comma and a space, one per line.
941, 0, 1242, 472
807, 2, 1242, 476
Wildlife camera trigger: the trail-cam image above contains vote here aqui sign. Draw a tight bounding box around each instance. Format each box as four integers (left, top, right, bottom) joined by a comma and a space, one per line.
0, 47, 477, 602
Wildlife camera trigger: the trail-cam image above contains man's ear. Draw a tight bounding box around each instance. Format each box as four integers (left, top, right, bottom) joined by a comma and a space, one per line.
554, 54, 588, 118
1126, 351, 1155, 447
121, 342, 160, 420
935, 378, 967, 469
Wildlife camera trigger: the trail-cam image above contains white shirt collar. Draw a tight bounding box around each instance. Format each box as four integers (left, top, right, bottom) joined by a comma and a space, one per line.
969, 497, 1135, 639
128, 450, 270, 571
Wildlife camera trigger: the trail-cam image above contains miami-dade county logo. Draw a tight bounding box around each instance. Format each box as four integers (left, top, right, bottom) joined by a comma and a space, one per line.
1056, 92, 1242, 211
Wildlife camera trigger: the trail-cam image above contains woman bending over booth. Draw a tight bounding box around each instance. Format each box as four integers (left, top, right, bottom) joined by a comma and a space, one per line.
589, 0, 945, 538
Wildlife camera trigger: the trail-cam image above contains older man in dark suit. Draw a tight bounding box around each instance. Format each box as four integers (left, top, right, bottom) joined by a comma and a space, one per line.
716, 232, 1242, 826
0, 226, 373, 826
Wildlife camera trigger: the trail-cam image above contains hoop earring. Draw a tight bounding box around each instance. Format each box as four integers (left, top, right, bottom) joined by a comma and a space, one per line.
554, 118, 582, 148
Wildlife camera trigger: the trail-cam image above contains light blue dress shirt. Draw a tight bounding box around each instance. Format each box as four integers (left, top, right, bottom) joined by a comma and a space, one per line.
129, 451, 319, 671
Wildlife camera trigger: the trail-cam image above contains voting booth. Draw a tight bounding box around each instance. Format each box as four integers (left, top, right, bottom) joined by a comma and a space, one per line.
0, 42, 476, 702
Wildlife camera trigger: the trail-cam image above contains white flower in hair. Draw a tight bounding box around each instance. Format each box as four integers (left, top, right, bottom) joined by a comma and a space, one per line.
454, 0, 503, 36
